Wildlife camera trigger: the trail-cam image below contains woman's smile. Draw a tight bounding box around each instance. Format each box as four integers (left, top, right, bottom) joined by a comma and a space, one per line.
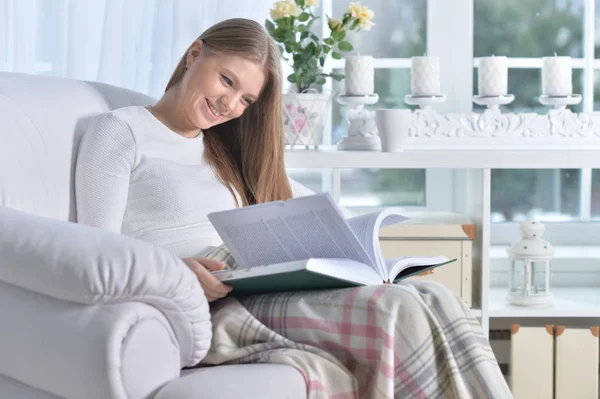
204, 98, 221, 120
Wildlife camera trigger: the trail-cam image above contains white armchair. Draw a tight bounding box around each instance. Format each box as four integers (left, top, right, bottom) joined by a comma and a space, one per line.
0, 73, 306, 399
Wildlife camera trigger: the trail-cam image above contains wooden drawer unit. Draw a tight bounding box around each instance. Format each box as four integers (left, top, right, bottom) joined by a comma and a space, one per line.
379, 224, 474, 307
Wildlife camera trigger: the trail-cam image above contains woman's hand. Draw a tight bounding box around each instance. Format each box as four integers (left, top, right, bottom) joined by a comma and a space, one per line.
182, 257, 233, 302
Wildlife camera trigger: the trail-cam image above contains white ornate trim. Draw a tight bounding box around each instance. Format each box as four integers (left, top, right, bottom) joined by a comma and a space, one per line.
406, 108, 600, 149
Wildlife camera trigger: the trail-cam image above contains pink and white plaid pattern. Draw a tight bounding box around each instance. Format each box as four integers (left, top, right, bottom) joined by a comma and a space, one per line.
199, 281, 512, 399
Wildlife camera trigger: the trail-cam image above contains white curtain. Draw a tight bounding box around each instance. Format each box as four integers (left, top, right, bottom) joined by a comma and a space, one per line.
0, 0, 272, 99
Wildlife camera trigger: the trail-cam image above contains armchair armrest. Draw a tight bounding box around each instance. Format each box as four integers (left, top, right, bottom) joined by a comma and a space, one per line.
0, 207, 212, 397
0, 281, 180, 399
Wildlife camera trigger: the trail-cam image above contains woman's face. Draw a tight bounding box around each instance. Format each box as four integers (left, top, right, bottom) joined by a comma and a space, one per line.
179, 41, 267, 130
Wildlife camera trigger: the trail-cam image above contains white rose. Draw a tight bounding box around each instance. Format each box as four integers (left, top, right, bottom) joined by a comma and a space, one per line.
270, 0, 302, 20
305, 0, 319, 7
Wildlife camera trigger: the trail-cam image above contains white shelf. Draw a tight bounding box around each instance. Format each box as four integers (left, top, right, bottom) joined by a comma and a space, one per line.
490, 245, 600, 259
285, 147, 600, 169
489, 287, 600, 318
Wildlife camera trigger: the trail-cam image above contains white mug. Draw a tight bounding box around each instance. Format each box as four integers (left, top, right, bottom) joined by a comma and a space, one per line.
375, 109, 413, 152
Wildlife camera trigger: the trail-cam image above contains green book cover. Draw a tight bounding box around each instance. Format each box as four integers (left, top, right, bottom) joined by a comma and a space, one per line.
212, 258, 457, 297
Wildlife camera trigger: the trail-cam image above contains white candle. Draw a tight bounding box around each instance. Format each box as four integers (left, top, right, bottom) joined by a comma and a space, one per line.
542, 55, 572, 96
478, 56, 507, 96
344, 55, 374, 95
411, 56, 440, 96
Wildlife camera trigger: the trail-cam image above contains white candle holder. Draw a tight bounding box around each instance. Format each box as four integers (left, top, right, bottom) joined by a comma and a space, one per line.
336, 94, 381, 151
404, 94, 447, 110
473, 94, 515, 110
506, 221, 554, 307
539, 94, 582, 110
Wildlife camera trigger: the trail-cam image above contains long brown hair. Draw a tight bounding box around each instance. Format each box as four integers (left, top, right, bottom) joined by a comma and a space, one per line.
165, 18, 291, 206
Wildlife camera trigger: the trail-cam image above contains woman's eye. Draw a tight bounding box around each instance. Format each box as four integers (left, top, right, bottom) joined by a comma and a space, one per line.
244, 98, 253, 105
221, 75, 232, 86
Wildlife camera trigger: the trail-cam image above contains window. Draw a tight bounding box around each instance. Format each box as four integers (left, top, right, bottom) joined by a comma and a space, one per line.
473, 0, 600, 251
291, 0, 430, 209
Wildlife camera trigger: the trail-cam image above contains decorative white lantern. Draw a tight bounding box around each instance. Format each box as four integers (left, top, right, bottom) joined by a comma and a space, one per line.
506, 221, 554, 307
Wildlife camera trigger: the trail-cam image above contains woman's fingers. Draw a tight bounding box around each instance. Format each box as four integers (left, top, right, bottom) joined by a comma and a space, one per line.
195, 257, 227, 271
182, 257, 232, 302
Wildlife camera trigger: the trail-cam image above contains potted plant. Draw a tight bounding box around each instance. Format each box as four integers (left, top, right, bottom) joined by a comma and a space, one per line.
265, 0, 375, 148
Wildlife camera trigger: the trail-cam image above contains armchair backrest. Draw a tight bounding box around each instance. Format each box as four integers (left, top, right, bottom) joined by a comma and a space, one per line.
0, 73, 155, 221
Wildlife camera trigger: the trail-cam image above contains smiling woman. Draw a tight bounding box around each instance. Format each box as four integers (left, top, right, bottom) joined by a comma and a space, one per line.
149, 43, 266, 135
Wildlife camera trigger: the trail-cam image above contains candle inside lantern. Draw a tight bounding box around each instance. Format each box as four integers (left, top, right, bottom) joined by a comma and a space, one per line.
542, 55, 572, 96
478, 55, 507, 96
410, 56, 440, 96
344, 55, 374, 95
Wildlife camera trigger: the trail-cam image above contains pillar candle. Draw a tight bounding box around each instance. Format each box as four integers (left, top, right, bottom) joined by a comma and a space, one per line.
410, 56, 440, 96
344, 55, 374, 95
542, 56, 572, 96
478, 56, 507, 96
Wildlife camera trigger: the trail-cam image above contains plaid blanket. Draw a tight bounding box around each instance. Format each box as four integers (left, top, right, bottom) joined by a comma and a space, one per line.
199, 280, 512, 398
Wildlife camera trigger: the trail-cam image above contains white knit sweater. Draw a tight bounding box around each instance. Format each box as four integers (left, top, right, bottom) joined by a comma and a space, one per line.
75, 106, 322, 258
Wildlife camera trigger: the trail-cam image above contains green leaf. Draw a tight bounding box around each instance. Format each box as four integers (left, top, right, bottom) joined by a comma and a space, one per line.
319, 57, 325, 67
316, 77, 326, 85
338, 41, 353, 52
313, 44, 321, 57
298, 12, 309, 22
297, 24, 307, 33
293, 53, 303, 64
287, 74, 297, 83
332, 51, 342, 59
324, 37, 334, 46
296, 0, 305, 6
351, 19, 359, 30
321, 44, 331, 53
301, 31, 309, 40
330, 72, 345, 81
265, 20, 275, 34
332, 30, 346, 41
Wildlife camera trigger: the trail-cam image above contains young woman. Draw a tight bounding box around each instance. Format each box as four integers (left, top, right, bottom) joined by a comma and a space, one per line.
75, 18, 511, 398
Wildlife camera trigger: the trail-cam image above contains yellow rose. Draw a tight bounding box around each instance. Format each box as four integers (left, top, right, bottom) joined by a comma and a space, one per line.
358, 18, 375, 31
348, 2, 362, 19
357, 5, 374, 23
270, 0, 302, 20
328, 17, 343, 32
305, 0, 319, 6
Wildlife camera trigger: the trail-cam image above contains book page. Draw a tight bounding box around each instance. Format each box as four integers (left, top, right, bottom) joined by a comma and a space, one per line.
347, 208, 409, 280
386, 256, 452, 282
208, 194, 375, 270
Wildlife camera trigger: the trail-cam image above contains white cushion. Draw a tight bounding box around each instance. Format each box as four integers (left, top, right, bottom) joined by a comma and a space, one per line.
0, 72, 154, 221
0, 206, 211, 367
0, 374, 62, 399
155, 364, 307, 399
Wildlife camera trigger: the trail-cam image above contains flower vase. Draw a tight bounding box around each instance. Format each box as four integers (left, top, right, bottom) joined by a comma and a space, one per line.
283, 91, 332, 149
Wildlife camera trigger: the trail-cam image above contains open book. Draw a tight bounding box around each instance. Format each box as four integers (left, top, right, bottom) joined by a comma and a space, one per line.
206, 193, 455, 295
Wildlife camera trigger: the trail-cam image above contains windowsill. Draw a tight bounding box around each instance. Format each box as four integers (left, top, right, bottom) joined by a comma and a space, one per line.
489, 287, 600, 318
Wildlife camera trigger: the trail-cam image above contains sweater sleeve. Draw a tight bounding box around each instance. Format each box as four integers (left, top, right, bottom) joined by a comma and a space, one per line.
75, 112, 136, 233
288, 177, 355, 218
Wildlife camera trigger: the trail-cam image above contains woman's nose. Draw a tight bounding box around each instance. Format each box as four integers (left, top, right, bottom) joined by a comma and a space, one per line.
221, 95, 237, 115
